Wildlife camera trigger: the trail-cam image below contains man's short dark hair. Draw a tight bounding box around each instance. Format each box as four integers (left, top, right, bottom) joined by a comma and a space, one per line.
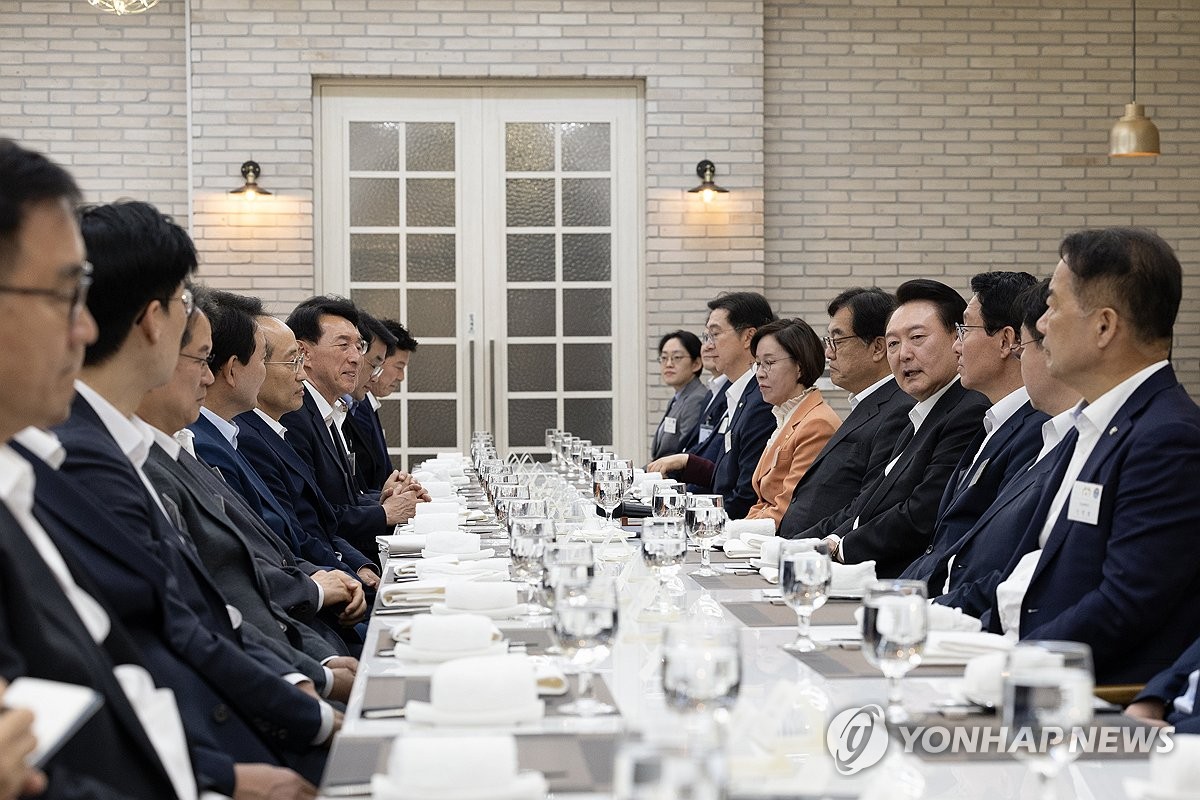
706, 291, 777, 331
359, 312, 398, 356
1017, 278, 1051, 335
970, 271, 1038, 335
658, 329, 703, 379
893, 279, 967, 332
827, 287, 896, 342
1059, 227, 1181, 343
195, 287, 263, 369
381, 319, 418, 352
286, 295, 361, 343
79, 200, 197, 366
0, 140, 82, 279
751, 318, 826, 389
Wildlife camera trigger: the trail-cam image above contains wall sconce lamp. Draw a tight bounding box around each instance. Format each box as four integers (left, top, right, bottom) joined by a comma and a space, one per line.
687, 160, 728, 203
1110, 0, 1160, 157
87, 0, 160, 14
229, 160, 272, 199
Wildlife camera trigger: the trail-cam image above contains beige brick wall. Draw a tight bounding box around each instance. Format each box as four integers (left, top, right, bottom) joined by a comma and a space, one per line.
2, 0, 1197, 454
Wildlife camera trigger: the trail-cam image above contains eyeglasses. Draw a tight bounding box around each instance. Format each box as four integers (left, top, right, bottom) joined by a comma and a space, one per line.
822, 334, 857, 354
658, 354, 691, 365
265, 352, 307, 374
0, 261, 93, 323
1010, 335, 1044, 359
178, 350, 213, 371
174, 288, 195, 318
314, 338, 368, 355
370, 362, 385, 380
753, 356, 795, 375
954, 323, 991, 342
699, 326, 740, 345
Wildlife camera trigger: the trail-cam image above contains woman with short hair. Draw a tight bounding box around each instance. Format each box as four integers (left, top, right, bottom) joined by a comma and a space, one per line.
649, 330, 707, 460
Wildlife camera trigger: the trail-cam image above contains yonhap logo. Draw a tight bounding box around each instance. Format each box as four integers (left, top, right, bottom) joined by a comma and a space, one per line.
826, 704, 889, 774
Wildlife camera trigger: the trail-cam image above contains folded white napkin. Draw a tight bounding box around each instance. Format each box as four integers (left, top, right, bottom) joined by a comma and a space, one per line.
406, 655, 546, 726
414, 513, 463, 536
420, 548, 497, 562
830, 561, 876, 595
528, 655, 568, 696
921, 631, 1012, 665
380, 581, 447, 606
570, 526, 634, 543
759, 566, 779, 584
424, 530, 480, 555
726, 518, 775, 538
926, 603, 982, 633
379, 533, 426, 554
757, 537, 784, 568
414, 558, 510, 582
416, 501, 462, 517
722, 530, 775, 559
442, 582, 519, 612
392, 614, 508, 662
423, 480, 456, 498
372, 734, 547, 800
1124, 734, 1200, 800
961, 651, 1009, 707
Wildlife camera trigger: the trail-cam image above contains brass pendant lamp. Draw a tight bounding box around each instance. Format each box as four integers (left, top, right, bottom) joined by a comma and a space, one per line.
1110, 0, 1160, 157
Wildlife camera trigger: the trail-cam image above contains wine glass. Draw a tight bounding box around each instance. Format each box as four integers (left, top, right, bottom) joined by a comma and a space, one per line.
1003, 641, 1094, 800
504, 498, 548, 533
569, 438, 591, 479
544, 428, 560, 466
492, 484, 529, 526
651, 482, 686, 519
554, 576, 619, 716
661, 619, 741, 745
861, 579, 928, 723
640, 518, 687, 618
593, 467, 624, 532
556, 434, 577, 474
684, 496, 725, 577
509, 516, 555, 617
778, 539, 832, 653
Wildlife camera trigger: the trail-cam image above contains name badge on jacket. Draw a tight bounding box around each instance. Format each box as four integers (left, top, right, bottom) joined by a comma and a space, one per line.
1067, 481, 1103, 525
663, 417, 677, 435
697, 424, 714, 444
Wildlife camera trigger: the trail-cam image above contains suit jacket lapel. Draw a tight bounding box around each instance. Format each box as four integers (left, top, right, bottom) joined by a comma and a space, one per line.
305, 393, 355, 498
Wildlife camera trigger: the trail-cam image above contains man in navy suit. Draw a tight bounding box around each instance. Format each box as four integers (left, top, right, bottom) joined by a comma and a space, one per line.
53, 199, 336, 795
347, 317, 417, 486
675, 353, 728, 455
648, 292, 778, 519
988, 227, 1200, 684
901, 271, 1044, 586
342, 313, 397, 494
800, 279, 990, 577
928, 279, 1082, 614
1126, 634, 1200, 733
779, 288, 914, 537
281, 297, 425, 560
0, 139, 180, 799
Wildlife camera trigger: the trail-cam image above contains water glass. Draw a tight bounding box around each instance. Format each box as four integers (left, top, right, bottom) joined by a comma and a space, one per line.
509, 516, 555, 617
640, 518, 687, 618
661, 619, 741, 720
593, 467, 625, 530
554, 576, 619, 716
613, 740, 724, 800
650, 482, 686, 519
684, 495, 725, 577
1003, 640, 1095, 800
778, 539, 832, 653
861, 579, 928, 723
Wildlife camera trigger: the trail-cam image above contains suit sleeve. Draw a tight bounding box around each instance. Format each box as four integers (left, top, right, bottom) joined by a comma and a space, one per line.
836, 399, 985, 567
671, 384, 709, 457
1023, 418, 1200, 674
1133, 634, 1200, 706
723, 401, 777, 520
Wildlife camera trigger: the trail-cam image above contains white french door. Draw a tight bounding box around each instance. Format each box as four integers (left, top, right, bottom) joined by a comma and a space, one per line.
317, 82, 643, 468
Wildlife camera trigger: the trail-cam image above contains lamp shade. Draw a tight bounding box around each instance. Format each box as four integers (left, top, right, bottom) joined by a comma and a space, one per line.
230, 160, 272, 198
1110, 103, 1160, 157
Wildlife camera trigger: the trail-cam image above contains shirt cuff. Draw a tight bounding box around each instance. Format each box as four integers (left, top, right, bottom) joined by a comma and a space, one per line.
319, 666, 334, 698
310, 577, 324, 608
311, 699, 335, 745
283, 672, 308, 686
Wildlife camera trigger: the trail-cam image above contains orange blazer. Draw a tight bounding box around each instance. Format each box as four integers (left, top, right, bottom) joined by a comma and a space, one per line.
746, 389, 841, 528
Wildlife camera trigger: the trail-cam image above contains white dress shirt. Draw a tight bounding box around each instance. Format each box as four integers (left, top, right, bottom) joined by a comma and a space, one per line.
847, 374, 894, 411
306, 381, 353, 455
964, 385, 1029, 470
254, 407, 289, 439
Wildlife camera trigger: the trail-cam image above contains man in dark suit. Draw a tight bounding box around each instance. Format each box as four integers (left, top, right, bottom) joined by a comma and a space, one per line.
800, 279, 990, 577
986, 227, 1200, 684
0, 139, 179, 798
900, 271, 1044, 585
342, 313, 397, 493
675, 353, 727, 455
282, 296, 425, 559
779, 288, 914, 536
138, 304, 359, 700
53, 199, 335, 794
648, 292, 778, 519
1126, 633, 1200, 734
928, 279, 1082, 614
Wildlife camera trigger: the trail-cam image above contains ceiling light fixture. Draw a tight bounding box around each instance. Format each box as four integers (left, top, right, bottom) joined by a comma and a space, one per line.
1109, 0, 1160, 157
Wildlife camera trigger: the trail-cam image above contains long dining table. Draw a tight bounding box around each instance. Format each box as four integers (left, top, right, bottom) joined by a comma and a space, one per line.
317, 469, 1160, 800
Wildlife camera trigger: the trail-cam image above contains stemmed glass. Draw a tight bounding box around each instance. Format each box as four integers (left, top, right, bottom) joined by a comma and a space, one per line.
554, 576, 619, 716
861, 579, 928, 723
542, 541, 595, 655
661, 619, 741, 751
640, 518, 687, 619
544, 428, 561, 466
569, 438, 591, 480
509, 516, 555, 617
492, 484, 529, 527
593, 466, 625, 532
1003, 641, 1094, 800
778, 539, 832, 653
556, 434, 577, 474
684, 496, 725, 577
651, 482, 686, 518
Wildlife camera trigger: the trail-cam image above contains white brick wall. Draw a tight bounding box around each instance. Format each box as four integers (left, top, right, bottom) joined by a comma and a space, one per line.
2, 0, 1198, 453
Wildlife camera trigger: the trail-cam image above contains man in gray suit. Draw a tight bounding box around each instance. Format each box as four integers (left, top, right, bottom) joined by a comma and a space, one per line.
779, 288, 915, 537
138, 306, 359, 702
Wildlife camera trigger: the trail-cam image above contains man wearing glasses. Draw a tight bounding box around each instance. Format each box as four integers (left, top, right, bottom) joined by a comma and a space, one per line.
341, 313, 398, 494
778, 287, 915, 537
283, 296, 425, 563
